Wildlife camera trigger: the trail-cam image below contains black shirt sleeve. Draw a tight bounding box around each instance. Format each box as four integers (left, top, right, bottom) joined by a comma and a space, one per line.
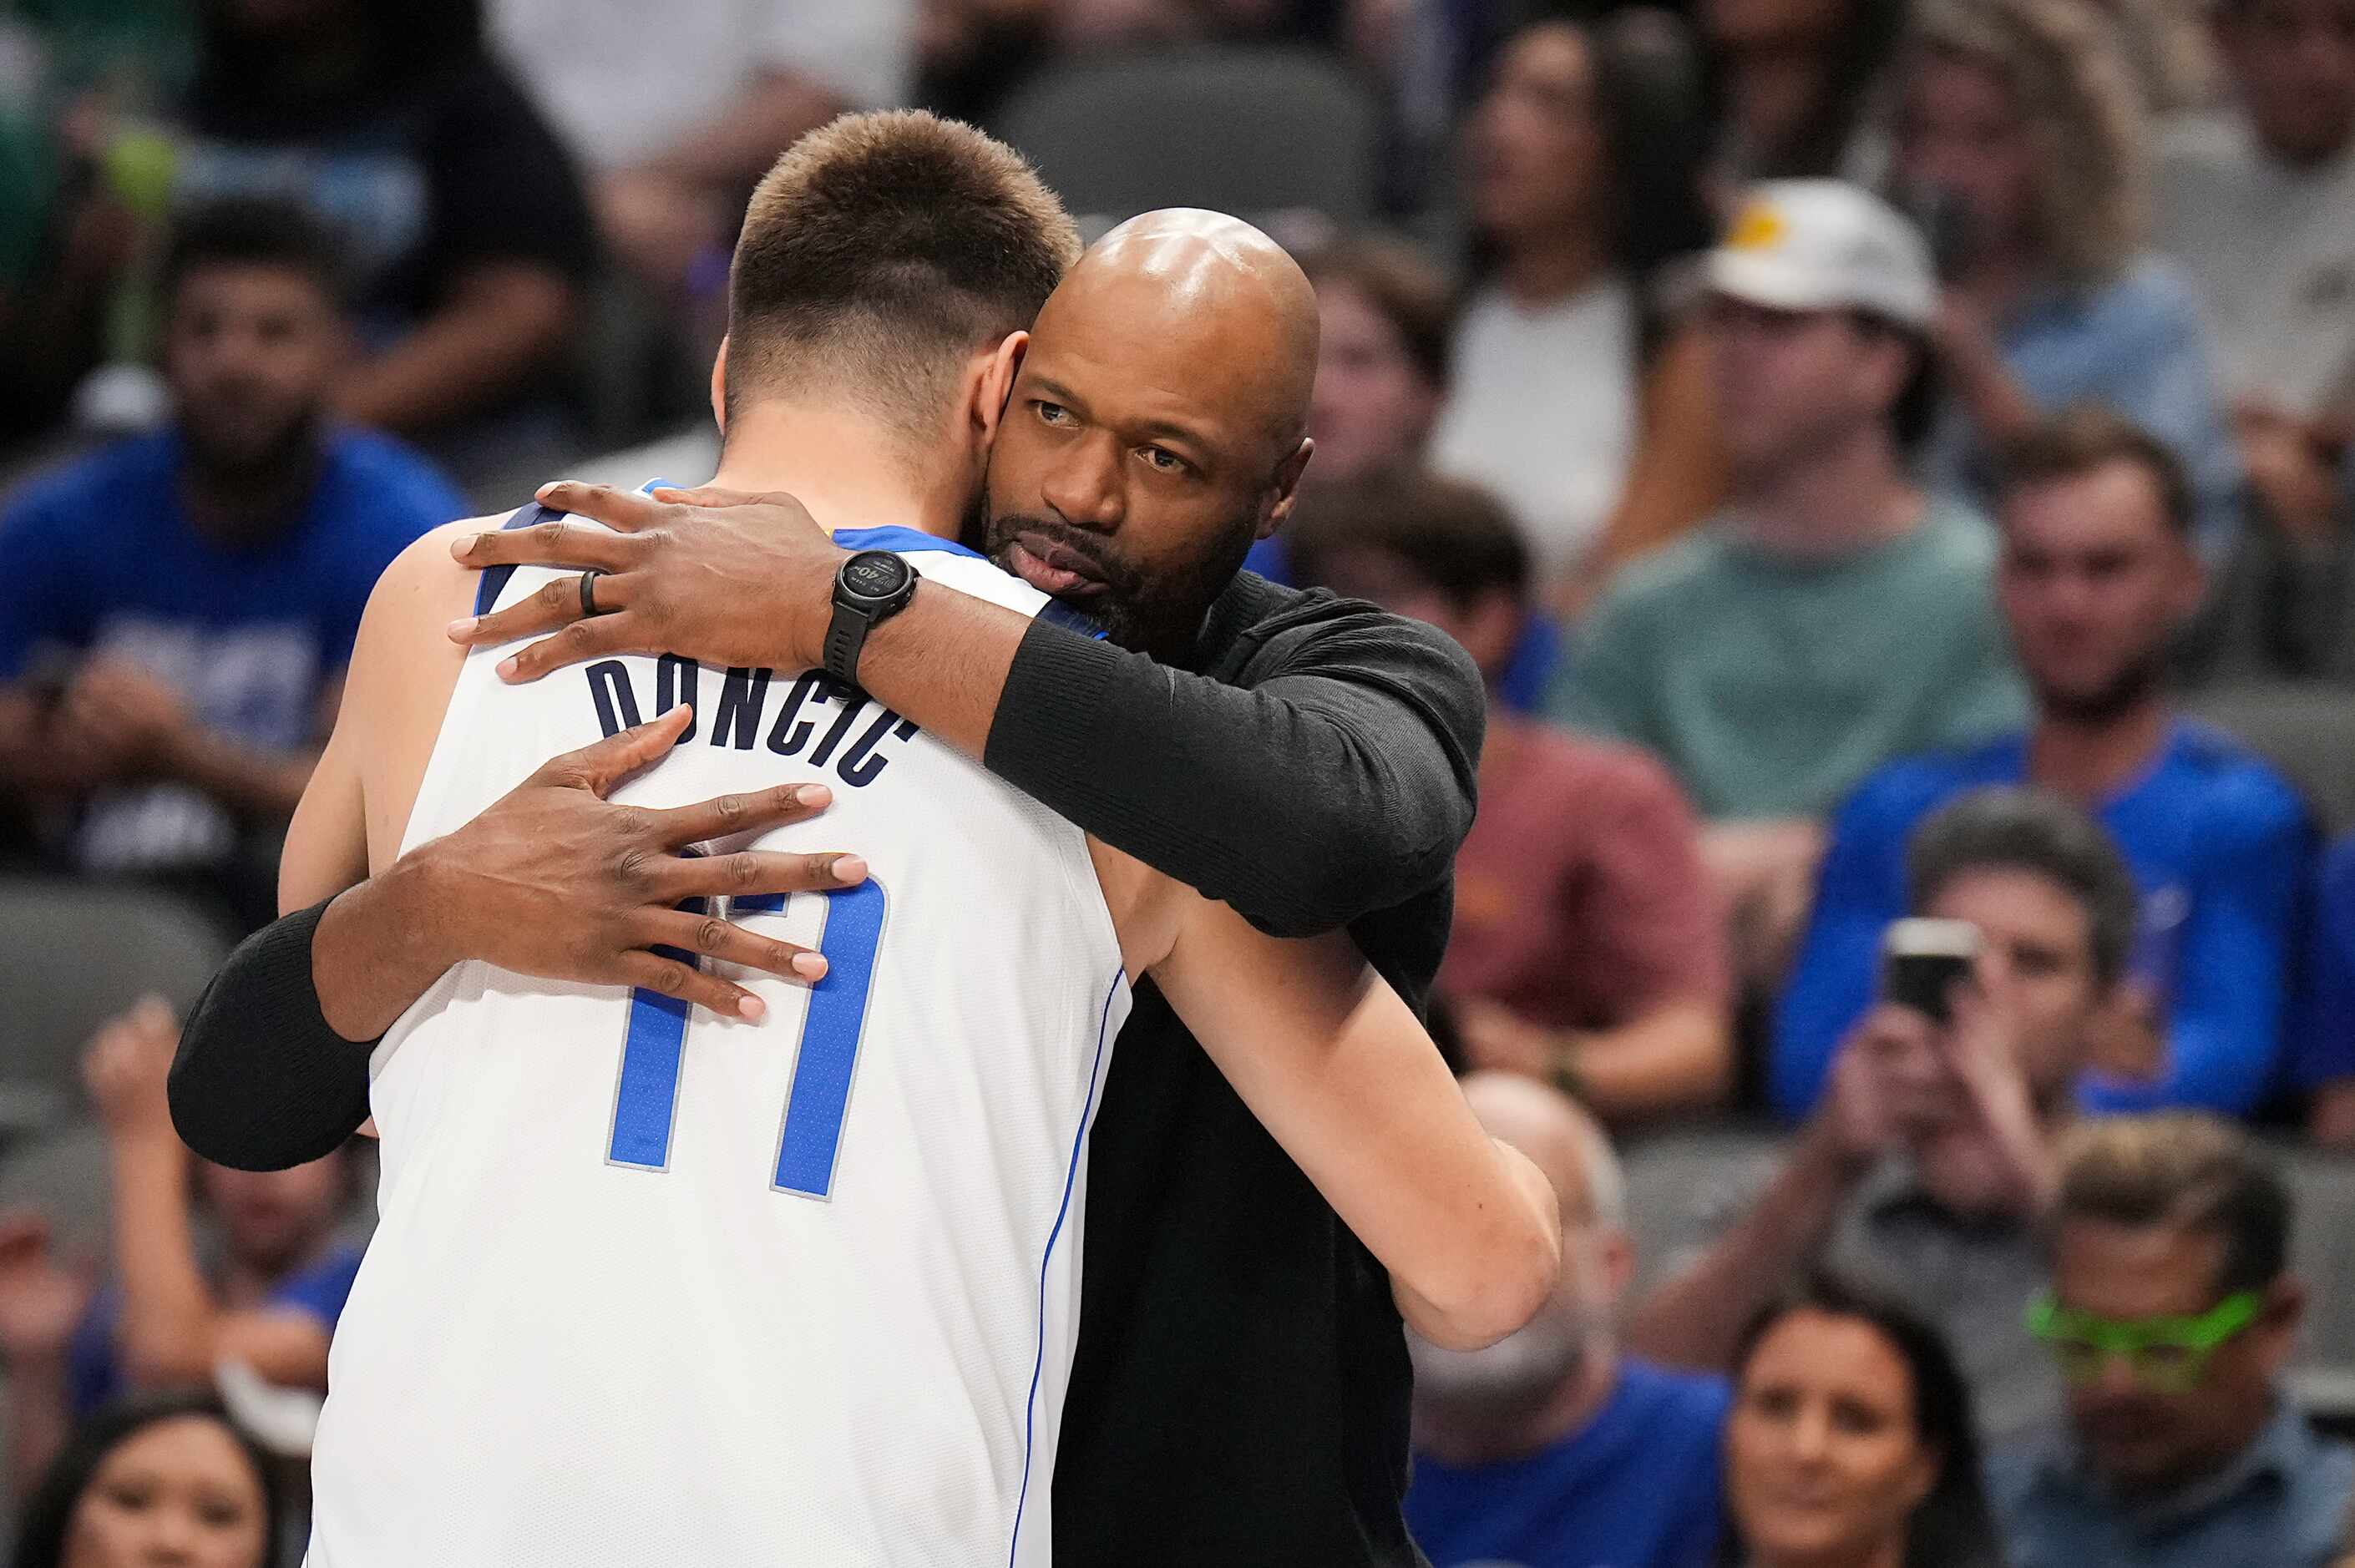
169, 900, 377, 1171
982, 583, 1484, 938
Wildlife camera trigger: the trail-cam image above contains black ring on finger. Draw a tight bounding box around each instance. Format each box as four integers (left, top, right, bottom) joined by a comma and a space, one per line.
580, 569, 605, 619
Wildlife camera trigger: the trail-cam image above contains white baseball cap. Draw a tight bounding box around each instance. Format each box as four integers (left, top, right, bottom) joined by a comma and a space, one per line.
1702, 180, 1938, 330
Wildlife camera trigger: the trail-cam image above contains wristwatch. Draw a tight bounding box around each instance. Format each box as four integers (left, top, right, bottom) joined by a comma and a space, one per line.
823, 551, 919, 690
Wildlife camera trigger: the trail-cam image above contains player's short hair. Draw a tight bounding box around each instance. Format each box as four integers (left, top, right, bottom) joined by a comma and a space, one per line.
1285, 468, 1530, 605
2051, 1115, 2292, 1297
161, 195, 349, 310
1996, 403, 2195, 540
1906, 787, 2140, 989
727, 110, 1081, 453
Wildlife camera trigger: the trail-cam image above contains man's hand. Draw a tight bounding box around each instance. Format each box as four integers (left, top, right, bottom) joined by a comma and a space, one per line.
83, 997, 182, 1146
398, 705, 868, 1021
444, 483, 848, 684
0, 1215, 92, 1364
1453, 998, 1571, 1082
55, 657, 194, 783
1820, 1005, 1911, 1168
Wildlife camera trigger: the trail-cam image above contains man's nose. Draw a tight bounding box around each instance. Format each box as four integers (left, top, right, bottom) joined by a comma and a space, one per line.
1039, 433, 1125, 532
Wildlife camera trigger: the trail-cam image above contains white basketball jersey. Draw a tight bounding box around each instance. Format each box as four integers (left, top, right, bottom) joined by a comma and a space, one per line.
307, 518, 1131, 1568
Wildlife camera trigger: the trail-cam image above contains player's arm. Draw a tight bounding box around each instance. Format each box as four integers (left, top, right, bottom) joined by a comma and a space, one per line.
1114, 862, 1560, 1350
450, 483, 1485, 937
171, 528, 864, 1171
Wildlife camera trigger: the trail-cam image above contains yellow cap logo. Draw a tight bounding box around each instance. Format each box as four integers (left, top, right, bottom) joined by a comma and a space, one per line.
1725, 202, 1786, 253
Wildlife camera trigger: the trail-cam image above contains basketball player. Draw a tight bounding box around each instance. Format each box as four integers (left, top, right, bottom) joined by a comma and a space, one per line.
285, 113, 1555, 1565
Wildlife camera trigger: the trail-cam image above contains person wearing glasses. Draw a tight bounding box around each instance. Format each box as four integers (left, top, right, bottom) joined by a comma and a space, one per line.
1993, 1113, 2353, 1567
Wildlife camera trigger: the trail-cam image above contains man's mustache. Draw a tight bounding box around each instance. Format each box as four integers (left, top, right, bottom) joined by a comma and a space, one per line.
988, 514, 1145, 597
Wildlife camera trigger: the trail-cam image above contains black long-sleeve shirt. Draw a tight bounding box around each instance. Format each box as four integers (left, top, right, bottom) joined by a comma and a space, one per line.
172, 571, 1484, 1565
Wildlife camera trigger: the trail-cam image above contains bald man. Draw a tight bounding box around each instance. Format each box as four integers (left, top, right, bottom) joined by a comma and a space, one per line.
1408, 1076, 1731, 1568
174, 136, 1490, 1565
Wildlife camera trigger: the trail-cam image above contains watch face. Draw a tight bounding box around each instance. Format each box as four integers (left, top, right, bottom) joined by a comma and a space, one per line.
841, 551, 913, 603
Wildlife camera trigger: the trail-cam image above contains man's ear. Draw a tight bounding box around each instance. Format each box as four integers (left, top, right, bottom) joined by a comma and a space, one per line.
709, 336, 730, 438
971, 331, 1029, 449
1259, 438, 1315, 539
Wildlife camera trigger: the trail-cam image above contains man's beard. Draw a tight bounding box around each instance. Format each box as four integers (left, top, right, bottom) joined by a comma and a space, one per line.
973, 490, 1259, 657
2033, 643, 2169, 727
1407, 1303, 1594, 1429
182, 398, 322, 491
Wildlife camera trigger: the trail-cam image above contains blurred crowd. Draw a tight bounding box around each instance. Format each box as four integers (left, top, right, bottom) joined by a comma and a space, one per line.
3, 0, 2355, 1562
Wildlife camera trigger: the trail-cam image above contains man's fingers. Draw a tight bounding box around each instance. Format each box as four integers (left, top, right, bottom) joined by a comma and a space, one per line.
527, 704, 691, 794
534, 481, 673, 533
650, 483, 765, 508
646, 782, 834, 846
636, 908, 828, 984
451, 515, 640, 572
499, 613, 648, 683
612, 950, 767, 1021
449, 569, 633, 648
658, 849, 869, 903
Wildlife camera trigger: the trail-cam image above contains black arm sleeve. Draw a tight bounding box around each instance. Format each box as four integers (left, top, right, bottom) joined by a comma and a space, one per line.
982, 587, 1484, 938
168, 900, 377, 1172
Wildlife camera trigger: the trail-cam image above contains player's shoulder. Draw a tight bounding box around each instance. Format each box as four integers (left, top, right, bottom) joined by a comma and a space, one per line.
367, 516, 505, 632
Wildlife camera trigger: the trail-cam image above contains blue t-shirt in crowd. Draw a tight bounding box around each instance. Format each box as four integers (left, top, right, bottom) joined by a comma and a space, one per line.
2297, 837, 2355, 1090
67, 1243, 365, 1415
0, 427, 458, 868
1406, 1359, 1730, 1568
1774, 722, 2312, 1119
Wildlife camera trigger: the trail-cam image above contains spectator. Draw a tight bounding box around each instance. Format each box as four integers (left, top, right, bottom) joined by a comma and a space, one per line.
0, 198, 459, 932
1290, 473, 1734, 1122
12, 1392, 284, 1568
0, 999, 361, 1494
1894, 0, 2246, 559
2155, 0, 2355, 553
165, 0, 594, 471
1701, 0, 1907, 187
1408, 1074, 1730, 1568
1776, 407, 2312, 1119
1993, 1114, 2353, 1567
1719, 1275, 2007, 1568
1300, 236, 1452, 493
1430, 17, 1713, 604
1634, 788, 2135, 1446
2300, 836, 2355, 1146
490, 0, 910, 301
1547, 181, 2025, 982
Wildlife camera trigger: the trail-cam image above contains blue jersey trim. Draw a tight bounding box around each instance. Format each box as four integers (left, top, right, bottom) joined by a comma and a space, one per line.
1006, 967, 1123, 1566
832, 525, 985, 560
1037, 597, 1110, 640
473, 503, 556, 618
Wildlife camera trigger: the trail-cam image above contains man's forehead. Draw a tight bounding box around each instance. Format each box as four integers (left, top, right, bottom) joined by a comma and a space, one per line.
1023, 303, 1264, 443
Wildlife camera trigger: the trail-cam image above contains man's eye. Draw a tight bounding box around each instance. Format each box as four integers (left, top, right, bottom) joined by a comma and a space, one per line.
1140, 446, 1186, 474
1034, 401, 1070, 425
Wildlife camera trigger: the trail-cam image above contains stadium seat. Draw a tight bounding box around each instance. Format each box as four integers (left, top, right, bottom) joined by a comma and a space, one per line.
0, 879, 230, 1135
992, 46, 1380, 229
2184, 683, 2355, 838
2280, 1143, 2355, 1385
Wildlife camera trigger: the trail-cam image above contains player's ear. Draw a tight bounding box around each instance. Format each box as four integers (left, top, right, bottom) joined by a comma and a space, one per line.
1258, 437, 1314, 540
972, 331, 1027, 448
709, 337, 731, 438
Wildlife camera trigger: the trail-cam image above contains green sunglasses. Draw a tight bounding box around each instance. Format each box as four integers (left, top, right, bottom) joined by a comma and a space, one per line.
2024, 1291, 2263, 1393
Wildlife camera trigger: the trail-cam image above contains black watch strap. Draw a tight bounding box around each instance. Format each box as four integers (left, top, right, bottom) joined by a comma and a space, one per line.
823, 603, 874, 690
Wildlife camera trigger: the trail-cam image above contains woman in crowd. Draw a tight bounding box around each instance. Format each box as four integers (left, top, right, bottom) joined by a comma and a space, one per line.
1891, 0, 2244, 557
1719, 1274, 2006, 1568
13, 1392, 284, 1568
1431, 13, 1714, 610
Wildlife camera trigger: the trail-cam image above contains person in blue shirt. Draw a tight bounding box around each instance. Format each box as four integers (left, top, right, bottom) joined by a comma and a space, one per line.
2300, 837, 2355, 1147
0, 999, 364, 1495
1895, 0, 2246, 561
0, 196, 462, 932
1776, 407, 2311, 1119
1991, 1114, 2352, 1568
1409, 1073, 1730, 1568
